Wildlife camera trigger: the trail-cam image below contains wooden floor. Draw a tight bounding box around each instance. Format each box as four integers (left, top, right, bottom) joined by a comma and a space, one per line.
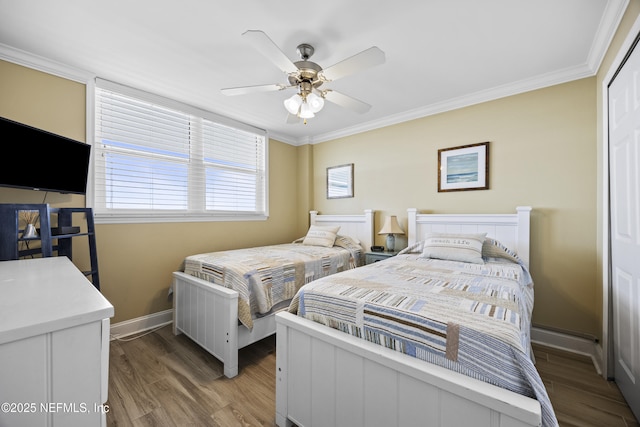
106, 325, 638, 427
532, 344, 638, 427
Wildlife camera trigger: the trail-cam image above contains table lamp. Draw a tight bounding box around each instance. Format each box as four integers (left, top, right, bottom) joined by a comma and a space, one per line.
378, 215, 405, 252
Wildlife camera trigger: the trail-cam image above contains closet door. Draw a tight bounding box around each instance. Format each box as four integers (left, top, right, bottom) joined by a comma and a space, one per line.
608, 34, 640, 421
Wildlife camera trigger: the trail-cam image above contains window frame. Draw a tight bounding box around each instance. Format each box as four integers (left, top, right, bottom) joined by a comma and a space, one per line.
89, 79, 269, 224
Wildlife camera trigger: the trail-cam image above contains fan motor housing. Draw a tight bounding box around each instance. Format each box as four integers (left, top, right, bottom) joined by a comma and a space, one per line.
289, 60, 323, 88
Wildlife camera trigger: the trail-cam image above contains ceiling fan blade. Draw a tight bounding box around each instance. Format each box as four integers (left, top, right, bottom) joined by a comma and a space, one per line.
324, 90, 372, 114
243, 30, 299, 75
319, 46, 385, 82
221, 83, 288, 96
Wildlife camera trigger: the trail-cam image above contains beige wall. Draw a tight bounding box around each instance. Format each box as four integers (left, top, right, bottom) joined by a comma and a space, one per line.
0, 60, 300, 323
308, 78, 599, 338
3, 2, 640, 334
0, 61, 86, 141
0, 60, 93, 269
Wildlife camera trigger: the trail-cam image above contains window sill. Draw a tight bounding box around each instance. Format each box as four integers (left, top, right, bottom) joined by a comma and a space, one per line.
93, 212, 269, 224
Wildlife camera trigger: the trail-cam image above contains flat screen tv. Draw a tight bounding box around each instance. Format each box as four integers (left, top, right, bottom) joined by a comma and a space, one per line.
0, 116, 91, 195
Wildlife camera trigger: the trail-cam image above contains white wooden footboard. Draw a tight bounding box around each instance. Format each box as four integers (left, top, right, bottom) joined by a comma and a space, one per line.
173, 272, 281, 378
276, 311, 542, 427
173, 271, 240, 377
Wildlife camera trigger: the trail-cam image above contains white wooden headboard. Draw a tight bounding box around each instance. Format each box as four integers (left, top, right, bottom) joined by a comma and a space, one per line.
310, 209, 374, 253
407, 207, 532, 267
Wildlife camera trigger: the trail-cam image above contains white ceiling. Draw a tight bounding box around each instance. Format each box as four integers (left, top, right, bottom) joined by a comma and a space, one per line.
0, 0, 628, 145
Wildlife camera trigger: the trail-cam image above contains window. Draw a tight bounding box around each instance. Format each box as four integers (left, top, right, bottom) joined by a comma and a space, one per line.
93, 79, 268, 223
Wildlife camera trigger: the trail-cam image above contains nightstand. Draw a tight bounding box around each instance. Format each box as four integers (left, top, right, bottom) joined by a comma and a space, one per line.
365, 251, 399, 265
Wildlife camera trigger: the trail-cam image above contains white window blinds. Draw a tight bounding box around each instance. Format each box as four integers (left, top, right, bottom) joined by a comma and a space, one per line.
93, 80, 267, 223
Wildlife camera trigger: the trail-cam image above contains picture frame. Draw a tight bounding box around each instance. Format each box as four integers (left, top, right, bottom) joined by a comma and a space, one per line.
438, 142, 489, 192
327, 163, 354, 199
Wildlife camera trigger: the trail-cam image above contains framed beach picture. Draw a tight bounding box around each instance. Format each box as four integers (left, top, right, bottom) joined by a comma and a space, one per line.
438, 142, 489, 192
327, 163, 354, 199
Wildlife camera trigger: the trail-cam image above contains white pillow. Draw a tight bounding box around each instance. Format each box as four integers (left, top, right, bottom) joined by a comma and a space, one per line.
421, 232, 486, 264
302, 225, 341, 247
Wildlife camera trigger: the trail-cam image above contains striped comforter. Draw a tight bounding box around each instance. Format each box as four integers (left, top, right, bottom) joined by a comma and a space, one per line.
289, 253, 558, 427
183, 241, 362, 329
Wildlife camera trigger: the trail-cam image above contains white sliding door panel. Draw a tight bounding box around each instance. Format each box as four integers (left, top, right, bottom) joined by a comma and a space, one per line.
609, 33, 640, 421
612, 137, 632, 239
614, 268, 635, 380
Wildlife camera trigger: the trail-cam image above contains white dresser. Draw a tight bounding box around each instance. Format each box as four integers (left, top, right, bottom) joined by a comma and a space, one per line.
0, 257, 114, 427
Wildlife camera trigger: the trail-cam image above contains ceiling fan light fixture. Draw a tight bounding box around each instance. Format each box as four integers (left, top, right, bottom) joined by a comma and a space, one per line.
222, 31, 385, 125
299, 102, 315, 119
306, 92, 324, 113
284, 94, 302, 114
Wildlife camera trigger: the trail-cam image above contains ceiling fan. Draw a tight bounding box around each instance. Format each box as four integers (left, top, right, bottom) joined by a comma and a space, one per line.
221, 30, 385, 124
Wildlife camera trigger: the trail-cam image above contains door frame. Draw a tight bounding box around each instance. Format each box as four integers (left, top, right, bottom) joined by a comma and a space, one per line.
601, 14, 640, 379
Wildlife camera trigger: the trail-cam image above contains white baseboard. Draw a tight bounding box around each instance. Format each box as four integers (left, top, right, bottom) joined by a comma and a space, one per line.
109, 309, 173, 340
531, 326, 603, 375
109, 311, 606, 375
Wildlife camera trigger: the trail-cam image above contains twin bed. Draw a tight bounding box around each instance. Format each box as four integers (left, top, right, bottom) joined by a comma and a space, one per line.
172, 209, 374, 378
173, 206, 557, 427
275, 207, 557, 427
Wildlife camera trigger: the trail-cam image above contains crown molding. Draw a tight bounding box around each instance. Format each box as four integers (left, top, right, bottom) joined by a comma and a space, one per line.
282, 0, 630, 146
586, 0, 630, 73
0, 43, 94, 83
2, 0, 628, 148
307, 62, 595, 145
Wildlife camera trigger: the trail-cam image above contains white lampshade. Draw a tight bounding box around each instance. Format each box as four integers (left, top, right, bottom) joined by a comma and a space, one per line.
284, 94, 302, 115
299, 101, 315, 119
306, 92, 325, 113
378, 216, 405, 235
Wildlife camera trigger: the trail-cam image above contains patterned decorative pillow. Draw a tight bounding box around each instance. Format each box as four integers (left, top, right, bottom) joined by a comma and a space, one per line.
482, 238, 520, 263
334, 235, 365, 266
302, 225, 341, 247
333, 234, 362, 250
421, 232, 486, 264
